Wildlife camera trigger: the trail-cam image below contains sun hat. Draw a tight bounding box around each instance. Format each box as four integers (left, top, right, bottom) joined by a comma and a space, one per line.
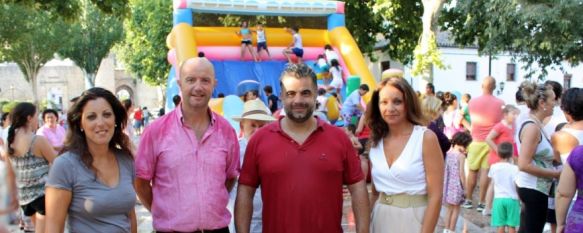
381, 68, 404, 80
232, 99, 276, 122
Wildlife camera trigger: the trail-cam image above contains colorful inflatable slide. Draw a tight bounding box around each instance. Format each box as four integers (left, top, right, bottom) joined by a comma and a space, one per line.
165, 0, 376, 126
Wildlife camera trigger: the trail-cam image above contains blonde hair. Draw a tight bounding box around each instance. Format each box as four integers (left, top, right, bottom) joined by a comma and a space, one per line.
520, 81, 551, 111
422, 96, 443, 120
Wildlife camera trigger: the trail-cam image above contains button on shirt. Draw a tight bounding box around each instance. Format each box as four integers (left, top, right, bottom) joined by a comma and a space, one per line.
135, 107, 240, 232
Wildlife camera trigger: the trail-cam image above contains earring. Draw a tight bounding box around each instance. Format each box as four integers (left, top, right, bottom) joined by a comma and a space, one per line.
115, 124, 118, 127
80, 128, 84, 132
543, 107, 547, 111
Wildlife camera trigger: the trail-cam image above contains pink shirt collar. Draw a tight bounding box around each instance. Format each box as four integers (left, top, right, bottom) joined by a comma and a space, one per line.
175, 105, 216, 128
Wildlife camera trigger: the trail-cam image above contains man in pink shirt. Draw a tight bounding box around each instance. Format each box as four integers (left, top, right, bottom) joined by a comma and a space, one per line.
135, 57, 239, 232
463, 76, 504, 212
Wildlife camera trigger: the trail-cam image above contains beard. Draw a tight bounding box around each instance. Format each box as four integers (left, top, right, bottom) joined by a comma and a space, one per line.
284, 102, 314, 123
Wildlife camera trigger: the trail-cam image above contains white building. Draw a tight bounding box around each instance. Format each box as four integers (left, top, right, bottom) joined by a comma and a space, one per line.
366, 32, 583, 104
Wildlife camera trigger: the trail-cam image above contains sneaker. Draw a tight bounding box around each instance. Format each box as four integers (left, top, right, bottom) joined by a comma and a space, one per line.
476, 203, 486, 212
461, 200, 473, 209
482, 208, 491, 216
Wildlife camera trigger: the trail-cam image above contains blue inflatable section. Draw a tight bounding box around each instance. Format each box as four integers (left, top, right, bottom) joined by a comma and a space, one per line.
165, 67, 180, 111
165, 60, 329, 112
211, 60, 317, 101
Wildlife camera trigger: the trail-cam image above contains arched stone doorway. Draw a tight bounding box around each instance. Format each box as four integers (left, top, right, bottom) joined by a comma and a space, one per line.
116, 84, 134, 101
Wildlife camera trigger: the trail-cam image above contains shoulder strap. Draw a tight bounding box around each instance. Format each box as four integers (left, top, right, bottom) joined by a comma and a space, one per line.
27, 135, 38, 155
518, 120, 541, 144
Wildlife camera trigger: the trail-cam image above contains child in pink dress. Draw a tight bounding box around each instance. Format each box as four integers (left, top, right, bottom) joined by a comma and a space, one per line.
443, 132, 473, 233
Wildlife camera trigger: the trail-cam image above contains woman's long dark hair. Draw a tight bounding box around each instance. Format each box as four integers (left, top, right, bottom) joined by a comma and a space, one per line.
366, 77, 427, 147
64, 87, 132, 171
6, 102, 36, 156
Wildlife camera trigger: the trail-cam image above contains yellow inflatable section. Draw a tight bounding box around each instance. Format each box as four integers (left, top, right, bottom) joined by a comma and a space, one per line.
168, 27, 330, 48
169, 25, 376, 102
328, 27, 374, 101
208, 98, 224, 115
174, 23, 198, 65
326, 96, 340, 121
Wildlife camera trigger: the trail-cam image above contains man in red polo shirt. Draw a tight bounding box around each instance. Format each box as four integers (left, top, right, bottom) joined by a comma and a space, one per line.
235, 63, 370, 233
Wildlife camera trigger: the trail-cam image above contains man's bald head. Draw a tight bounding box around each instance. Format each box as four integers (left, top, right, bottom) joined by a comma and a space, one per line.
177, 57, 217, 111
482, 76, 496, 94
179, 57, 215, 79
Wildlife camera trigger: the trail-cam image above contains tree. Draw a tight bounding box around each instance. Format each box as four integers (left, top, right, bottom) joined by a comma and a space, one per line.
442, 0, 583, 79
0, 0, 128, 20
59, 0, 124, 89
344, 0, 384, 60
349, 0, 445, 80
117, 0, 172, 86
0, 4, 69, 105
411, 0, 447, 80
344, 0, 424, 65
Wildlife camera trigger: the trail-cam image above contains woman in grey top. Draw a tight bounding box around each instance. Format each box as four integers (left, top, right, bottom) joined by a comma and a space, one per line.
45, 87, 137, 233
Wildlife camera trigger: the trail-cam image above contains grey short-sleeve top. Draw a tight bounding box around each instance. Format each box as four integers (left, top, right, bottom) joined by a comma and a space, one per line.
47, 151, 136, 233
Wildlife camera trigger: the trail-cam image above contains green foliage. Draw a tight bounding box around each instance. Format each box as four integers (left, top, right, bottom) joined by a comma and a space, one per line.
0, 3, 69, 104
117, 0, 172, 86
411, 33, 447, 77
0, 0, 128, 21
58, 0, 124, 87
38, 99, 59, 111
441, 0, 583, 79
1, 101, 19, 113
344, 0, 424, 65
344, 0, 384, 61
374, 0, 424, 65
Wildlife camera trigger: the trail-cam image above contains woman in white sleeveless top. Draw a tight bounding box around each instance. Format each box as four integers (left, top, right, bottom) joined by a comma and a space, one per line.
366, 77, 444, 233
515, 81, 562, 233
551, 88, 583, 163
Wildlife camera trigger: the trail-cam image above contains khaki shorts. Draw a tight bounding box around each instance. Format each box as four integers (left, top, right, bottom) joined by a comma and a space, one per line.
467, 141, 490, 170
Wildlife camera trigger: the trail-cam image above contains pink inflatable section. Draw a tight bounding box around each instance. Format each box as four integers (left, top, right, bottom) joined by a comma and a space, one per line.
167, 46, 350, 81
198, 46, 320, 61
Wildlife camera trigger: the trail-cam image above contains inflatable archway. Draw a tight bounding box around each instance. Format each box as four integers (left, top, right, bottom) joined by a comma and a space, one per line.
166, 0, 376, 112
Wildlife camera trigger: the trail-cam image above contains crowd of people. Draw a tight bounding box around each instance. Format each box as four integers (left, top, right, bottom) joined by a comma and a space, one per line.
422, 78, 583, 233
0, 56, 582, 233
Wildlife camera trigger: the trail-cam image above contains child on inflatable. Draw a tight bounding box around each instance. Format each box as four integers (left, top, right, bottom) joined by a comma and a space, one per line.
328, 59, 344, 98
315, 54, 331, 84
236, 21, 258, 62
283, 26, 303, 64
324, 44, 339, 65
255, 23, 271, 61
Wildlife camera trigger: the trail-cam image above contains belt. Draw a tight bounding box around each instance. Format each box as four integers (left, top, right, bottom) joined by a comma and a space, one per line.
378, 193, 428, 208
156, 227, 229, 233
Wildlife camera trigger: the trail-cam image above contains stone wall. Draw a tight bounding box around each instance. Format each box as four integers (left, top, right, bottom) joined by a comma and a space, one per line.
0, 55, 163, 112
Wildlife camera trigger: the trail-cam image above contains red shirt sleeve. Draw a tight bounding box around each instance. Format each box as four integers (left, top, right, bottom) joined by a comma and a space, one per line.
341, 131, 364, 185
238, 132, 261, 188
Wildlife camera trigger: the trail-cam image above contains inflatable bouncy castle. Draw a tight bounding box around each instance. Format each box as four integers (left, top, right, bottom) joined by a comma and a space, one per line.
165, 0, 376, 124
